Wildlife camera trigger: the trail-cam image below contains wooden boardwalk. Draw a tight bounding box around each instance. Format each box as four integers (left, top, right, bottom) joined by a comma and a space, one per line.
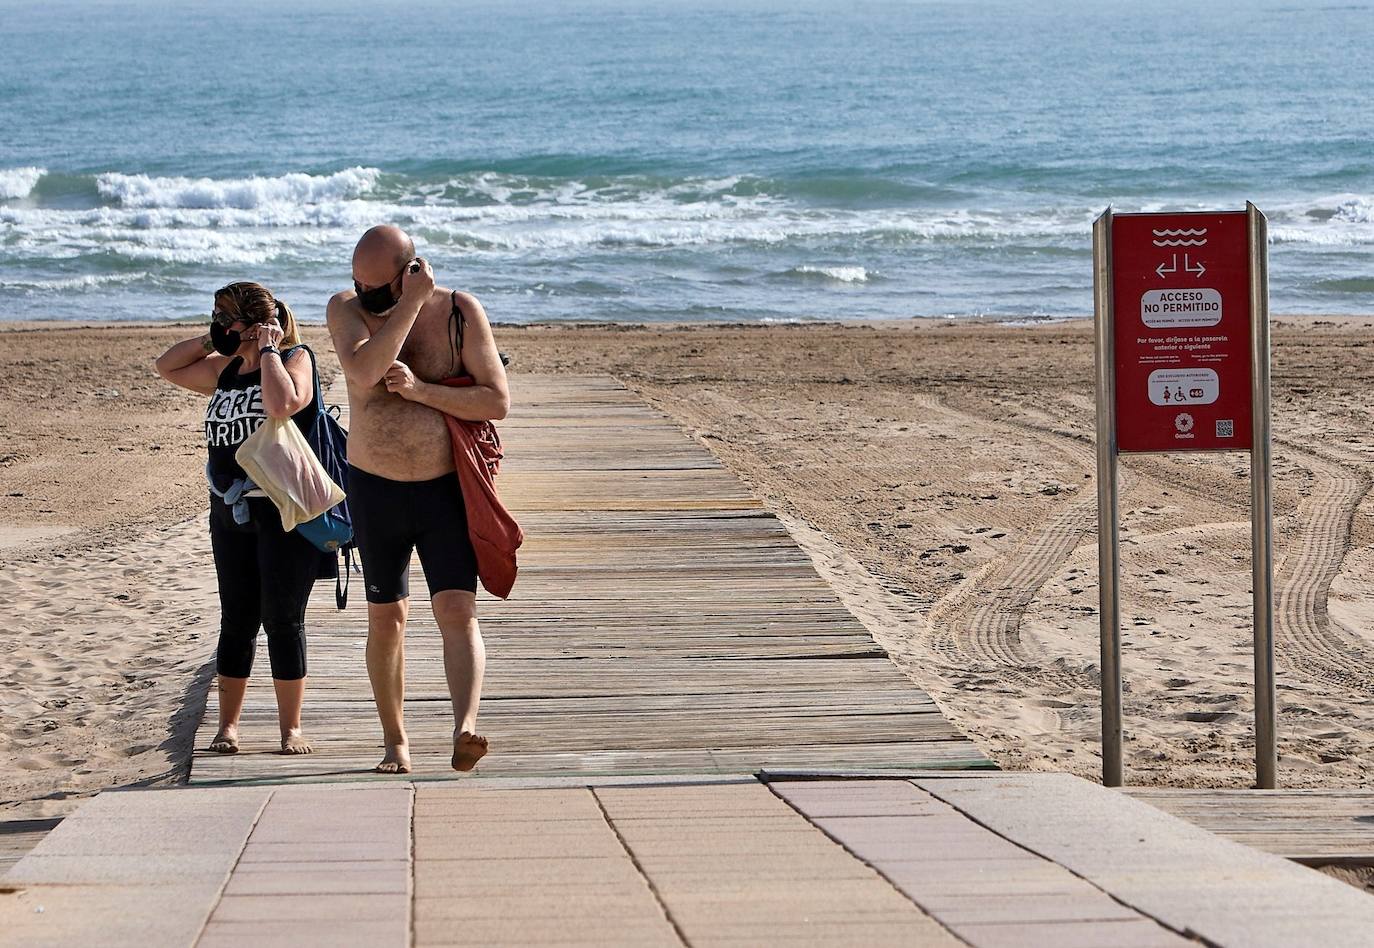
191, 375, 988, 783
1125, 788, 1374, 866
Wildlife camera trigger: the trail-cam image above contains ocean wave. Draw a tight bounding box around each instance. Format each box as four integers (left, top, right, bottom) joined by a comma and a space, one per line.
1270, 225, 1374, 247
0, 167, 45, 200
0, 201, 1095, 256
1334, 197, 1374, 224
95, 167, 382, 209
0, 271, 156, 291
786, 265, 872, 283
1312, 277, 1374, 293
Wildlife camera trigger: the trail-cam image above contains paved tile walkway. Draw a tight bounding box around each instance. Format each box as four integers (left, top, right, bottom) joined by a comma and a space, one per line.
10, 774, 1374, 946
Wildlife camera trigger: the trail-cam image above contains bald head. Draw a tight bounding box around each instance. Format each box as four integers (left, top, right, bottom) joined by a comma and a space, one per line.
352, 225, 416, 286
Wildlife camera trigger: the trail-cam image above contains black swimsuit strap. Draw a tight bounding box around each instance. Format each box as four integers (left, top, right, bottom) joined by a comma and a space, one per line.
449, 291, 466, 375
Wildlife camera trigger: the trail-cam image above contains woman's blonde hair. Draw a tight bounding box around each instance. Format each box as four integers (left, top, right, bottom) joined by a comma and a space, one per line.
214, 281, 301, 348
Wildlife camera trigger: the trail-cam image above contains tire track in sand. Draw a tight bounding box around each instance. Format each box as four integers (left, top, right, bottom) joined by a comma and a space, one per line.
1272, 441, 1374, 692
921, 395, 1102, 692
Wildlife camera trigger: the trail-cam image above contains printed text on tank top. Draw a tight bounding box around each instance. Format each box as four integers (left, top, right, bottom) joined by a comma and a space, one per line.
205, 359, 266, 448
205, 349, 314, 492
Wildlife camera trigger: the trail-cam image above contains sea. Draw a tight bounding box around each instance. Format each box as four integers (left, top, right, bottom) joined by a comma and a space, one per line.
1, 0, 1371, 324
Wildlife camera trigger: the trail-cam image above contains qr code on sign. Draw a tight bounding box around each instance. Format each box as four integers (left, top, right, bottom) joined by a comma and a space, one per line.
1216, 419, 1235, 438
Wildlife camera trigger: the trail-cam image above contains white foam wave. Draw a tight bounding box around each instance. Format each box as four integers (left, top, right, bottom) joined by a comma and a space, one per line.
0, 205, 1110, 274
791, 265, 871, 282
1334, 197, 1374, 224
0, 272, 154, 291
96, 167, 381, 209
0, 167, 45, 200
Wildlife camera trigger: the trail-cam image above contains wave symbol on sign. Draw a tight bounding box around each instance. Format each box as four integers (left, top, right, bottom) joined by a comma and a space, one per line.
1153, 228, 1208, 247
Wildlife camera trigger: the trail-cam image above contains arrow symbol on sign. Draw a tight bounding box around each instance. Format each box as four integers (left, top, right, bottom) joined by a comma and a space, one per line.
1185, 254, 1205, 278
1156, 254, 1177, 279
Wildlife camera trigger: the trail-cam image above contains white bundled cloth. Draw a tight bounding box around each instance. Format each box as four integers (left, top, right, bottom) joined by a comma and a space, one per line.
235, 416, 344, 532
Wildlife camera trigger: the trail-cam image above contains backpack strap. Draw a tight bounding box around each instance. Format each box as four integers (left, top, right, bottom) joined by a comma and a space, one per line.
280, 343, 327, 432
337, 547, 353, 609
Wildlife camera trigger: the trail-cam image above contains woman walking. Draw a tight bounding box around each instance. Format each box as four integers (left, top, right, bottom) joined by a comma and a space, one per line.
155, 282, 320, 754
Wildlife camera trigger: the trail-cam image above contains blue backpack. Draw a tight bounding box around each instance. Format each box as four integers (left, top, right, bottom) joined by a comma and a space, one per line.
292, 345, 356, 608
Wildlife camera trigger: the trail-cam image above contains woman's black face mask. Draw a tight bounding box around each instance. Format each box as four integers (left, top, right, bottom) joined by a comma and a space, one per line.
209, 318, 243, 356
354, 275, 400, 315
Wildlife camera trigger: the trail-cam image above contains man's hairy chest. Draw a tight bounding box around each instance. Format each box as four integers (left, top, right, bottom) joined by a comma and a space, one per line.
398, 314, 463, 383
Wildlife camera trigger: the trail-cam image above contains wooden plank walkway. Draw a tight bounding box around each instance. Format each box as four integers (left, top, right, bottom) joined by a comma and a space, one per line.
191, 375, 988, 783
1124, 788, 1374, 865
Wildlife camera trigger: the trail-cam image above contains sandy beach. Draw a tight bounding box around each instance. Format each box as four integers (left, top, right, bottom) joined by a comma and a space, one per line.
4, 316, 1374, 822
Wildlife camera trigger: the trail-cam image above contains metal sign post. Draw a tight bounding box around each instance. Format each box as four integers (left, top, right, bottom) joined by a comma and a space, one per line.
1248, 203, 1277, 789
1093, 205, 1275, 789
1093, 210, 1124, 788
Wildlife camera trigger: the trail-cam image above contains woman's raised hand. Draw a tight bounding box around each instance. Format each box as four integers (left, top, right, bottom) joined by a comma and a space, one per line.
255, 318, 285, 350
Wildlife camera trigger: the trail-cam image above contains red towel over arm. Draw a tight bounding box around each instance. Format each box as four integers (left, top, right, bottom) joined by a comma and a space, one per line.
439, 377, 524, 599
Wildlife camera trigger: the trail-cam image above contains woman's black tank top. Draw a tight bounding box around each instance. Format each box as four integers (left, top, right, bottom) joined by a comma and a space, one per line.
205, 350, 315, 492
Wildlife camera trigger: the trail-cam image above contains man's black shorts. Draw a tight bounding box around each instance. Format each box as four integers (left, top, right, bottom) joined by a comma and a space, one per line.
348, 464, 479, 604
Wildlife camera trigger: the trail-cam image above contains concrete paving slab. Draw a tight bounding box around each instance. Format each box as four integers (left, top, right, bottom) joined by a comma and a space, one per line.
415, 831, 627, 860
2, 851, 239, 885
238, 838, 411, 862
953, 919, 1192, 948
859, 835, 1037, 862
597, 781, 963, 947
413, 891, 670, 920
198, 917, 406, 948
677, 918, 957, 947
63, 786, 270, 820
247, 817, 411, 843
630, 849, 871, 878
0, 883, 223, 948
224, 865, 410, 895
412, 913, 681, 946
211, 892, 410, 923
414, 819, 611, 838
413, 856, 644, 890
872, 856, 1069, 883
231, 858, 409, 874
919, 891, 1145, 924
917, 773, 1374, 948
418, 773, 751, 792
23, 814, 255, 857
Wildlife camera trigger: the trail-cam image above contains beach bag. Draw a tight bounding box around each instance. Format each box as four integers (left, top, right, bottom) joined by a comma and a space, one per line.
235, 412, 345, 533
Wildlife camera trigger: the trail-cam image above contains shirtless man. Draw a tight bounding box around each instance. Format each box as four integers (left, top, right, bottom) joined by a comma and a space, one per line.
327, 225, 509, 774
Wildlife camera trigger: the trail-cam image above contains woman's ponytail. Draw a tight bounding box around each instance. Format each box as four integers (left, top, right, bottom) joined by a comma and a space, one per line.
275, 298, 301, 348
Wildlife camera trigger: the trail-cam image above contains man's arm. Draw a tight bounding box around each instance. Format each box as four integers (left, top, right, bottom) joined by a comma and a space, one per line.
325, 259, 434, 389
383, 293, 510, 421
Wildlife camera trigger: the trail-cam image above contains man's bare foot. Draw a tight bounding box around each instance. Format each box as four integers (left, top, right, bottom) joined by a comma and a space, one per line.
208, 726, 239, 754
452, 731, 488, 772
280, 730, 313, 755
375, 744, 411, 774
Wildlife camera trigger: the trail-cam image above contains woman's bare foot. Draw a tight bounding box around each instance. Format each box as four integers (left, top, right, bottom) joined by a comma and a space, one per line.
280, 729, 313, 755
208, 725, 240, 754
452, 731, 488, 772
375, 744, 411, 774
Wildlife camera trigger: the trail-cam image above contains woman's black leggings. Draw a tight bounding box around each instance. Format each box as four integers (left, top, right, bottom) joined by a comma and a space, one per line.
209, 495, 317, 681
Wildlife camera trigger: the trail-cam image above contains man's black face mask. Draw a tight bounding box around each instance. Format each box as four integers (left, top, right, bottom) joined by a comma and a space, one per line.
354, 276, 400, 315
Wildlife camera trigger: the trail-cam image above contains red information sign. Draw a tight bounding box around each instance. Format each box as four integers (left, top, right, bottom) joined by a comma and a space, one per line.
1112, 211, 1252, 453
